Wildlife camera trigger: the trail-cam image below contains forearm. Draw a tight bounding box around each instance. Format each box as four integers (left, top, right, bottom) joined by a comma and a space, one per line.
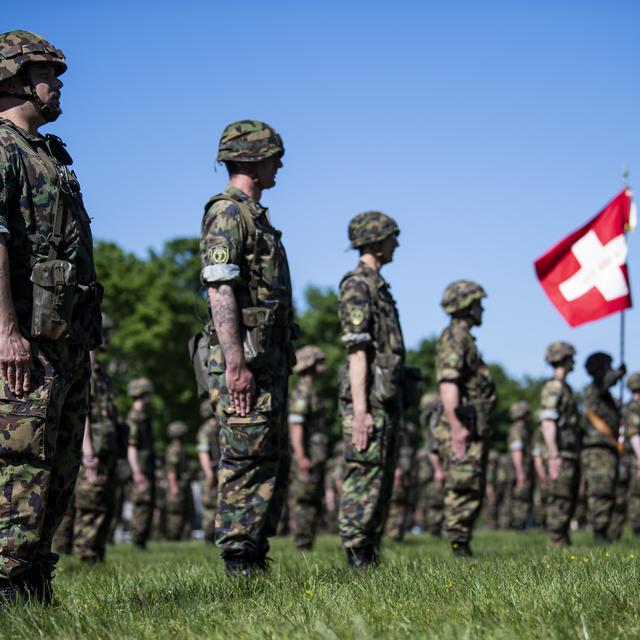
348, 348, 369, 416
167, 470, 178, 495
533, 456, 546, 481
198, 451, 214, 482
439, 382, 462, 434
0, 237, 19, 335
82, 416, 93, 458
511, 450, 524, 477
541, 420, 559, 459
428, 452, 442, 475
127, 445, 142, 477
631, 434, 640, 461
208, 285, 245, 369
289, 422, 306, 461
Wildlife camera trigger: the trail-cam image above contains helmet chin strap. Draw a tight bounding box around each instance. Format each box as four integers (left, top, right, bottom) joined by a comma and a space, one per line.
17, 70, 61, 123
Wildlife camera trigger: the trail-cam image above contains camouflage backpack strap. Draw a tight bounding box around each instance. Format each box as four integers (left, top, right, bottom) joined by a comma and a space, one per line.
203, 193, 260, 306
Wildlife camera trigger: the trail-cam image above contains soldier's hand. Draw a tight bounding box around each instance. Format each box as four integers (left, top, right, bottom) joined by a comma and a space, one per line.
0, 331, 32, 396
451, 427, 469, 460
297, 456, 312, 481
549, 456, 561, 481
226, 363, 255, 417
133, 472, 148, 492
82, 453, 98, 483
434, 467, 445, 488
352, 412, 374, 452
516, 471, 526, 487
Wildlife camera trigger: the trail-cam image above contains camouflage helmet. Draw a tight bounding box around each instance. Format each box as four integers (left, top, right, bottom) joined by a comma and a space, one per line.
544, 341, 576, 366
585, 351, 612, 377
216, 120, 284, 163
0, 30, 66, 84
627, 372, 640, 392
509, 400, 531, 421
167, 420, 188, 439
348, 211, 399, 249
199, 399, 214, 419
101, 313, 114, 331
419, 392, 440, 413
127, 377, 153, 398
441, 280, 487, 315
293, 345, 325, 373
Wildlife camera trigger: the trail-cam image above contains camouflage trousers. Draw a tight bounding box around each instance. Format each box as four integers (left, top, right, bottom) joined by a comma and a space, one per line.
546, 456, 579, 544
0, 342, 90, 580
339, 408, 398, 551
384, 468, 413, 541
582, 447, 618, 534
415, 480, 445, 535
165, 486, 193, 541
290, 460, 326, 549
130, 472, 155, 545
52, 499, 75, 555
214, 373, 290, 562
510, 480, 533, 530
532, 481, 548, 529
628, 472, 640, 534
440, 436, 489, 545
608, 455, 631, 541
73, 460, 117, 560
200, 477, 217, 543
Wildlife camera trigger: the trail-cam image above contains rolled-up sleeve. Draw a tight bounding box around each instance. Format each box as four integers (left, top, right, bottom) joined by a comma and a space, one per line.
338, 276, 373, 350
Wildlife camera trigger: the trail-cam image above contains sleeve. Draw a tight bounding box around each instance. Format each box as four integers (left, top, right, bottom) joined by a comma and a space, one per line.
435, 327, 465, 384
0, 150, 15, 235
508, 424, 524, 451
165, 443, 179, 471
200, 200, 247, 286
127, 410, 140, 447
288, 382, 309, 425
196, 424, 210, 452
338, 275, 373, 350
623, 405, 640, 439
539, 380, 561, 422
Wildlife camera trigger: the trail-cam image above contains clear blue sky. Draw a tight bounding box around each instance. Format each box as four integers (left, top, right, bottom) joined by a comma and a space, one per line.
5, 1, 640, 390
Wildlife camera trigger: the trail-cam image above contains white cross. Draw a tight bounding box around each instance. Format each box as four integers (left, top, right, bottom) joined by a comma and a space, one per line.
559, 230, 628, 302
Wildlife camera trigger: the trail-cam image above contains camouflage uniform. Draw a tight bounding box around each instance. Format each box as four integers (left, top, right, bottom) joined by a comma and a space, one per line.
72, 356, 118, 561
531, 429, 548, 529
338, 212, 404, 564
196, 404, 219, 544
483, 451, 512, 529
0, 32, 102, 595
539, 342, 580, 545
608, 448, 632, 540
322, 441, 344, 534
165, 422, 193, 541
623, 374, 640, 535
288, 348, 329, 550
582, 353, 624, 539
201, 121, 294, 569
435, 281, 496, 552
508, 401, 534, 530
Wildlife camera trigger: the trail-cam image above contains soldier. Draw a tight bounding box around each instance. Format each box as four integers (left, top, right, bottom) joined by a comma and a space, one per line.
582, 352, 625, 543
165, 421, 193, 541
624, 373, 640, 536
201, 120, 294, 575
322, 440, 344, 534
72, 313, 119, 562
508, 401, 534, 530
531, 428, 548, 529
338, 211, 405, 568
0, 31, 102, 604
126, 378, 156, 550
539, 342, 581, 546
288, 345, 328, 551
436, 280, 496, 557
196, 399, 219, 544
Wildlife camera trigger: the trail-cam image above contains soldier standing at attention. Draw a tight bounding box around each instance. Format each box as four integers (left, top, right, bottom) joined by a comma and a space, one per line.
338, 211, 405, 568
436, 280, 496, 557
73, 314, 119, 562
508, 401, 534, 530
127, 378, 156, 550
582, 352, 625, 543
0, 31, 102, 603
165, 421, 193, 540
196, 399, 219, 544
201, 121, 294, 575
288, 345, 328, 551
539, 342, 581, 546
624, 373, 640, 536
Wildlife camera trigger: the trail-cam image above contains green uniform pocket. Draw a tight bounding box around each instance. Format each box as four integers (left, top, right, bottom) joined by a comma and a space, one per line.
343, 413, 385, 465
222, 392, 274, 459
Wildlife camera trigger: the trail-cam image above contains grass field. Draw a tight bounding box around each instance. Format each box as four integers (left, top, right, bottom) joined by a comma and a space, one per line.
2, 530, 639, 639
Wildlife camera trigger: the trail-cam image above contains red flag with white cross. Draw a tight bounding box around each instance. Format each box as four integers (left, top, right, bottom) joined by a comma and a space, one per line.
534, 189, 637, 327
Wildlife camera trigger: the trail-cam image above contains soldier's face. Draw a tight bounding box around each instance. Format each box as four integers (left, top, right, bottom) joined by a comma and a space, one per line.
315, 361, 327, 375
28, 63, 63, 121
254, 153, 283, 190
469, 300, 484, 326
380, 234, 398, 264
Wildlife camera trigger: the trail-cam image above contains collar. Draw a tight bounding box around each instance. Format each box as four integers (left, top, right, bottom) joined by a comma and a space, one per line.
0, 117, 45, 143
224, 185, 267, 219
354, 261, 388, 289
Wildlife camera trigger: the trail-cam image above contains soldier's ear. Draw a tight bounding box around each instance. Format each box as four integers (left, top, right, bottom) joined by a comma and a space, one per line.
0, 76, 21, 96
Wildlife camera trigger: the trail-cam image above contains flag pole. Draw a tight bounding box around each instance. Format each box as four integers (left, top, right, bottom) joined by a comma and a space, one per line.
620, 163, 630, 405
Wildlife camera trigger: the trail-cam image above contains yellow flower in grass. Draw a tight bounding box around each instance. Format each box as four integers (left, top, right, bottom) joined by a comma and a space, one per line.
304, 588, 314, 599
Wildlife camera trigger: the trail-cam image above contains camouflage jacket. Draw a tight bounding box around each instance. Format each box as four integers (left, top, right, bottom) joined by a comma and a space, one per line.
508, 419, 534, 472
623, 399, 640, 440
539, 378, 580, 457
435, 318, 496, 434
0, 118, 100, 346
338, 262, 405, 410
583, 382, 620, 449
127, 406, 155, 475
165, 440, 190, 490
196, 418, 219, 471
200, 185, 294, 375
89, 359, 118, 464
419, 400, 443, 448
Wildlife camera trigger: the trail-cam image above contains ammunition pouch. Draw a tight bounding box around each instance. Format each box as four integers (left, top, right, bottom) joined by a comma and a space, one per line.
371, 352, 403, 405
30, 259, 76, 341
241, 306, 276, 367
188, 327, 212, 399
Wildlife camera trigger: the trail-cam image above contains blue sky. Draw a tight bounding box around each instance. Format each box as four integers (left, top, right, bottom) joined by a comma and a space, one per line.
5, 1, 640, 390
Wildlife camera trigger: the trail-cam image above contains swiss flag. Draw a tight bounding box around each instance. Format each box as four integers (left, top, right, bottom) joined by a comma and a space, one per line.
534, 189, 636, 327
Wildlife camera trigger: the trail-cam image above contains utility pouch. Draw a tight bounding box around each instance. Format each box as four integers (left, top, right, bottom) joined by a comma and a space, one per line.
371, 352, 403, 404
30, 259, 77, 341
241, 306, 275, 366
188, 326, 212, 399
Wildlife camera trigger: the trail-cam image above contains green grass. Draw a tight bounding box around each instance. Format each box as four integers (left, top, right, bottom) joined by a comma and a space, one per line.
2, 530, 639, 639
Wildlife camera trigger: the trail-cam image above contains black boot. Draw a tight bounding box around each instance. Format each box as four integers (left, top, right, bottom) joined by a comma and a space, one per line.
346, 545, 379, 569
0, 579, 18, 606
21, 566, 54, 606
451, 542, 473, 558
594, 530, 611, 545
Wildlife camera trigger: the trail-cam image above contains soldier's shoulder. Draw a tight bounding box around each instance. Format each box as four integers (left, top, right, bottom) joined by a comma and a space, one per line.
0, 125, 24, 163
204, 193, 243, 221
542, 378, 563, 394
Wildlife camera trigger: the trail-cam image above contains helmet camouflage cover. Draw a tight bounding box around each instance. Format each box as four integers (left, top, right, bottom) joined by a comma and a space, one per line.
509, 400, 531, 421
440, 280, 487, 315
216, 120, 284, 163
167, 420, 188, 439
544, 341, 576, 366
127, 377, 154, 398
0, 30, 66, 83
627, 372, 640, 392
293, 345, 325, 373
348, 211, 400, 249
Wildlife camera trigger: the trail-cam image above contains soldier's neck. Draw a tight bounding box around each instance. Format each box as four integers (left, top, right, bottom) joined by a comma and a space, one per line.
0, 103, 43, 135
228, 174, 262, 202
554, 367, 567, 382
359, 253, 382, 273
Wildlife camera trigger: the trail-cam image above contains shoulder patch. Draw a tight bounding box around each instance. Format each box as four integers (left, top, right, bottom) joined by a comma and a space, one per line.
209, 246, 229, 264
350, 309, 365, 326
